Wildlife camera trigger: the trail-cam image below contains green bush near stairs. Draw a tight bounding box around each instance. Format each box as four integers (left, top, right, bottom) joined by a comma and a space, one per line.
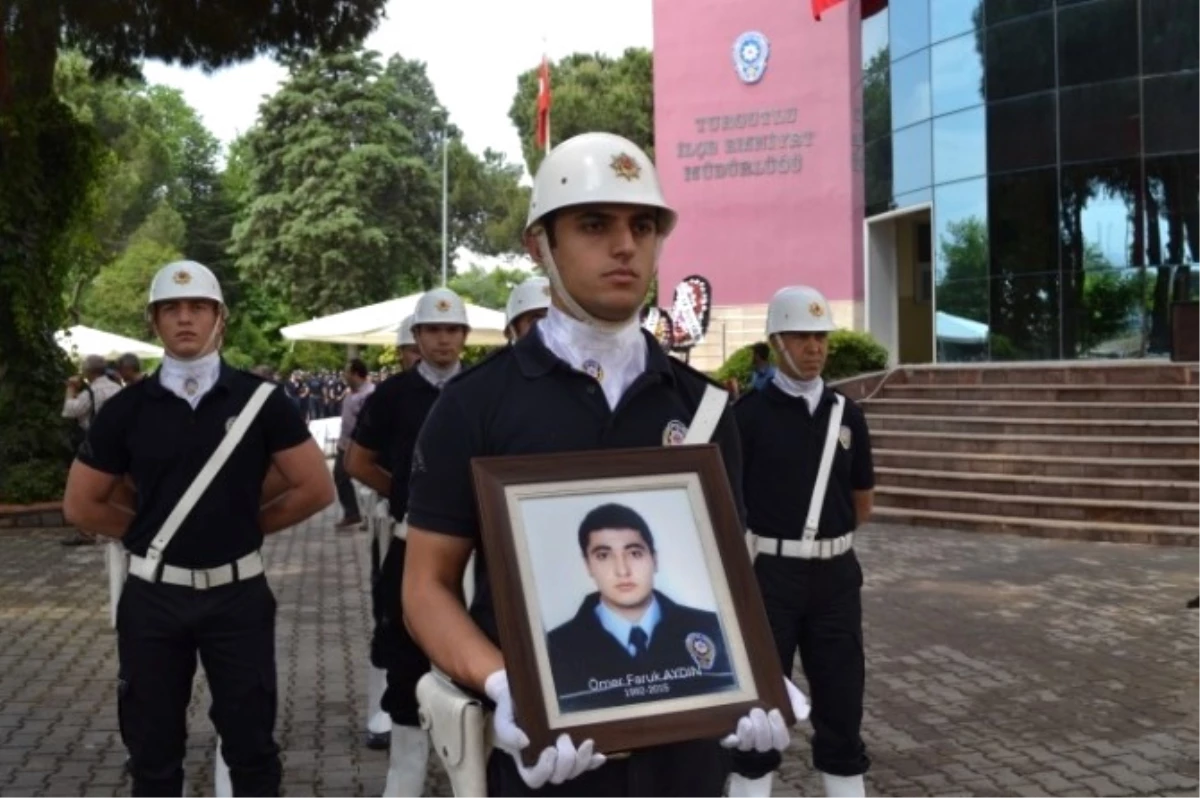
715, 330, 889, 392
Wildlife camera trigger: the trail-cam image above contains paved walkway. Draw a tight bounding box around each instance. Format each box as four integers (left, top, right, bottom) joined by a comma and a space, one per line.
0, 514, 1195, 796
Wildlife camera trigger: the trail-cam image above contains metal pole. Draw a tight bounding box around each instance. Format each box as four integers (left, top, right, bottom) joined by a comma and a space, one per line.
440, 125, 449, 286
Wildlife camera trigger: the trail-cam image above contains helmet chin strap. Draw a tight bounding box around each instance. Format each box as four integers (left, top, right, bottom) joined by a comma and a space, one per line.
535, 230, 648, 334
770, 333, 805, 378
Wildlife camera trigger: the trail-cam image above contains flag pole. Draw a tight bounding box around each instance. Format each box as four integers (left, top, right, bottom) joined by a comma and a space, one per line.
543, 35, 551, 153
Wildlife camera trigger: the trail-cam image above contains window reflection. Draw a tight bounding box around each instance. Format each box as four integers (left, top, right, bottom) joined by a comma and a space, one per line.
865, 138, 893, 217
1057, 0, 1139, 88
1059, 160, 1145, 358
984, 0, 1051, 27
933, 107, 986, 184
930, 0, 982, 44
863, 49, 892, 143
1142, 0, 1199, 76
1144, 73, 1200, 157
892, 122, 932, 196
986, 92, 1056, 173
985, 13, 1054, 101
862, 4, 889, 71
895, 188, 933, 210
890, 51, 931, 130
989, 272, 1061, 361
1059, 79, 1140, 164
1144, 154, 1200, 354
930, 33, 985, 116
934, 178, 989, 361
889, 0, 930, 60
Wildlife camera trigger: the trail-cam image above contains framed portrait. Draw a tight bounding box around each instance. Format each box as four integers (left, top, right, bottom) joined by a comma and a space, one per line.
471, 444, 792, 763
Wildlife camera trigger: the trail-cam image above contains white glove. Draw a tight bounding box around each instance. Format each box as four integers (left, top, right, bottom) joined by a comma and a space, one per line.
721, 678, 811, 752
484, 669, 606, 789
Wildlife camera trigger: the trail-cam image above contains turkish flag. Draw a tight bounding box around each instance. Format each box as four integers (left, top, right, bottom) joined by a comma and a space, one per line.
812, 0, 848, 19
535, 55, 551, 150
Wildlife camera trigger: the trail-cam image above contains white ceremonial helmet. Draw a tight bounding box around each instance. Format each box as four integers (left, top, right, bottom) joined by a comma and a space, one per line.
524, 132, 676, 330
396, 313, 416, 346
147, 260, 225, 315
505, 276, 551, 329
412, 287, 469, 328
766, 285, 837, 335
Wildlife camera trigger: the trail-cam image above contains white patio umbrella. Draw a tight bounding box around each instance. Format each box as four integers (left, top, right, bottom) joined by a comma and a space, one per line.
279, 292, 509, 347
55, 324, 164, 360
934, 311, 989, 345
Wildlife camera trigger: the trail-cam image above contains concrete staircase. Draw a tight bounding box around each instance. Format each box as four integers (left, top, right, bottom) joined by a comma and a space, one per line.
862, 362, 1200, 546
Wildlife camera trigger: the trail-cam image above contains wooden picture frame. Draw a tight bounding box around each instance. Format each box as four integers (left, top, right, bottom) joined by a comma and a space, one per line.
471, 444, 792, 764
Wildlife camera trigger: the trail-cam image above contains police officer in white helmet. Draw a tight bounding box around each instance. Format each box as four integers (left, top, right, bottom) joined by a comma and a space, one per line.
503, 275, 551, 342
402, 133, 809, 797
63, 260, 335, 796
347, 288, 470, 796
732, 286, 876, 797
395, 314, 422, 371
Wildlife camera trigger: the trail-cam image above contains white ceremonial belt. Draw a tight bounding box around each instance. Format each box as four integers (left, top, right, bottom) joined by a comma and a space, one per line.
392, 520, 409, 541
128, 550, 264, 590
754, 533, 853, 560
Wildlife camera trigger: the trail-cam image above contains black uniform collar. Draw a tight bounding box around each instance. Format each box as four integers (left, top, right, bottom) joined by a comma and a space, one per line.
513, 320, 676, 386
144, 358, 238, 401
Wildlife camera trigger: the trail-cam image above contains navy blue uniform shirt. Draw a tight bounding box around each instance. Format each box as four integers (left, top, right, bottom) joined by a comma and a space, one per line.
734, 382, 874, 541
78, 362, 310, 568
352, 369, 441, 523
406, 326, 746, 645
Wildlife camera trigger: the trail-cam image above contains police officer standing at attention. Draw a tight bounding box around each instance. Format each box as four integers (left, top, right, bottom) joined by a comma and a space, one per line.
350, 313, 421, 755
401, 132, 808, 797
345, 288, 470, 796
733, 285, 875, 798
62, 260, 335, 797
504, 275, 551, 343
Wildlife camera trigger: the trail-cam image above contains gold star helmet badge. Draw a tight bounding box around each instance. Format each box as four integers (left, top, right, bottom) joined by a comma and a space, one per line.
173, 270, 192, 285
435, 299, 451, 312
809, 301, 824, 317
610, 153, 642, 181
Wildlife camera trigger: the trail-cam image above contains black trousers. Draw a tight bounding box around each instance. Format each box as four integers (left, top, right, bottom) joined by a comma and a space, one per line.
752, 549, 869, 777
487, 738, 732, 797
332, 450, 360, 519
371, 537, 430, 727
116, 574, 281, 796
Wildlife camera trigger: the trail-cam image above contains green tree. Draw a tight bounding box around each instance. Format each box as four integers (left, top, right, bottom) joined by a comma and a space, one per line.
449, 142, 530, 255
230, 48, 443, 318
936, 217, 989, 324
449, 265, 534, 310
0, 0, 387, 502
508, 49, 653, 175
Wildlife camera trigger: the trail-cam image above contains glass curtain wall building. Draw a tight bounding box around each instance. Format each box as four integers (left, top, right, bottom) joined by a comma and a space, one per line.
862, 0, 1199, 361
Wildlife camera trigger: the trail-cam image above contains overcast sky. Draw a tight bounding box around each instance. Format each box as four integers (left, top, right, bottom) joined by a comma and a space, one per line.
142, 0, 653, 176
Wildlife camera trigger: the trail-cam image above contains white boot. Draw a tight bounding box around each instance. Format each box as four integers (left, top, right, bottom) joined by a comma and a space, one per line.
214, 737, 232, 797
821, 772, 865, 797
364, 667, 388, 734
382, 724, 430, 797
728, 773, 773, 797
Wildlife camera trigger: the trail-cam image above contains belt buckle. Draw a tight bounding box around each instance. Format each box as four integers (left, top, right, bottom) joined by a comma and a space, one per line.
796, 539, 815, 559
192, 570, 211, 590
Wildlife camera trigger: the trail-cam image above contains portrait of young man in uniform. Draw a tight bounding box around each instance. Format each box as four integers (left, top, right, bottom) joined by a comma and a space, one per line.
544, 502, 737, 715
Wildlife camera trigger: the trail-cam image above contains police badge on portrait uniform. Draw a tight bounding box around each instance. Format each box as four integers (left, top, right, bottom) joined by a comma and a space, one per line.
685, 632, 717, 671
732, 31, 770, 85
839, 425, 852, 450
662, 420, 688, 446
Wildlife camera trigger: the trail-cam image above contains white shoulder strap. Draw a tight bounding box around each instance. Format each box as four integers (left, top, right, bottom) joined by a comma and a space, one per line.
142, 382, 276, 568
682, 383, 728, 445
801, 394, 845, 543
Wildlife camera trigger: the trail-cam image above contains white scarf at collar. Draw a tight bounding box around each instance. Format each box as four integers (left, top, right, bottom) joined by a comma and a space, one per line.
159, 352, 221, 409
417, 359, 461, 389
772, 370, 825, 414
538, 305, 646, 410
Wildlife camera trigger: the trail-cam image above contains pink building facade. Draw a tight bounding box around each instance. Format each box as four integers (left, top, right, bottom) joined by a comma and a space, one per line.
653, 0, 864, 368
